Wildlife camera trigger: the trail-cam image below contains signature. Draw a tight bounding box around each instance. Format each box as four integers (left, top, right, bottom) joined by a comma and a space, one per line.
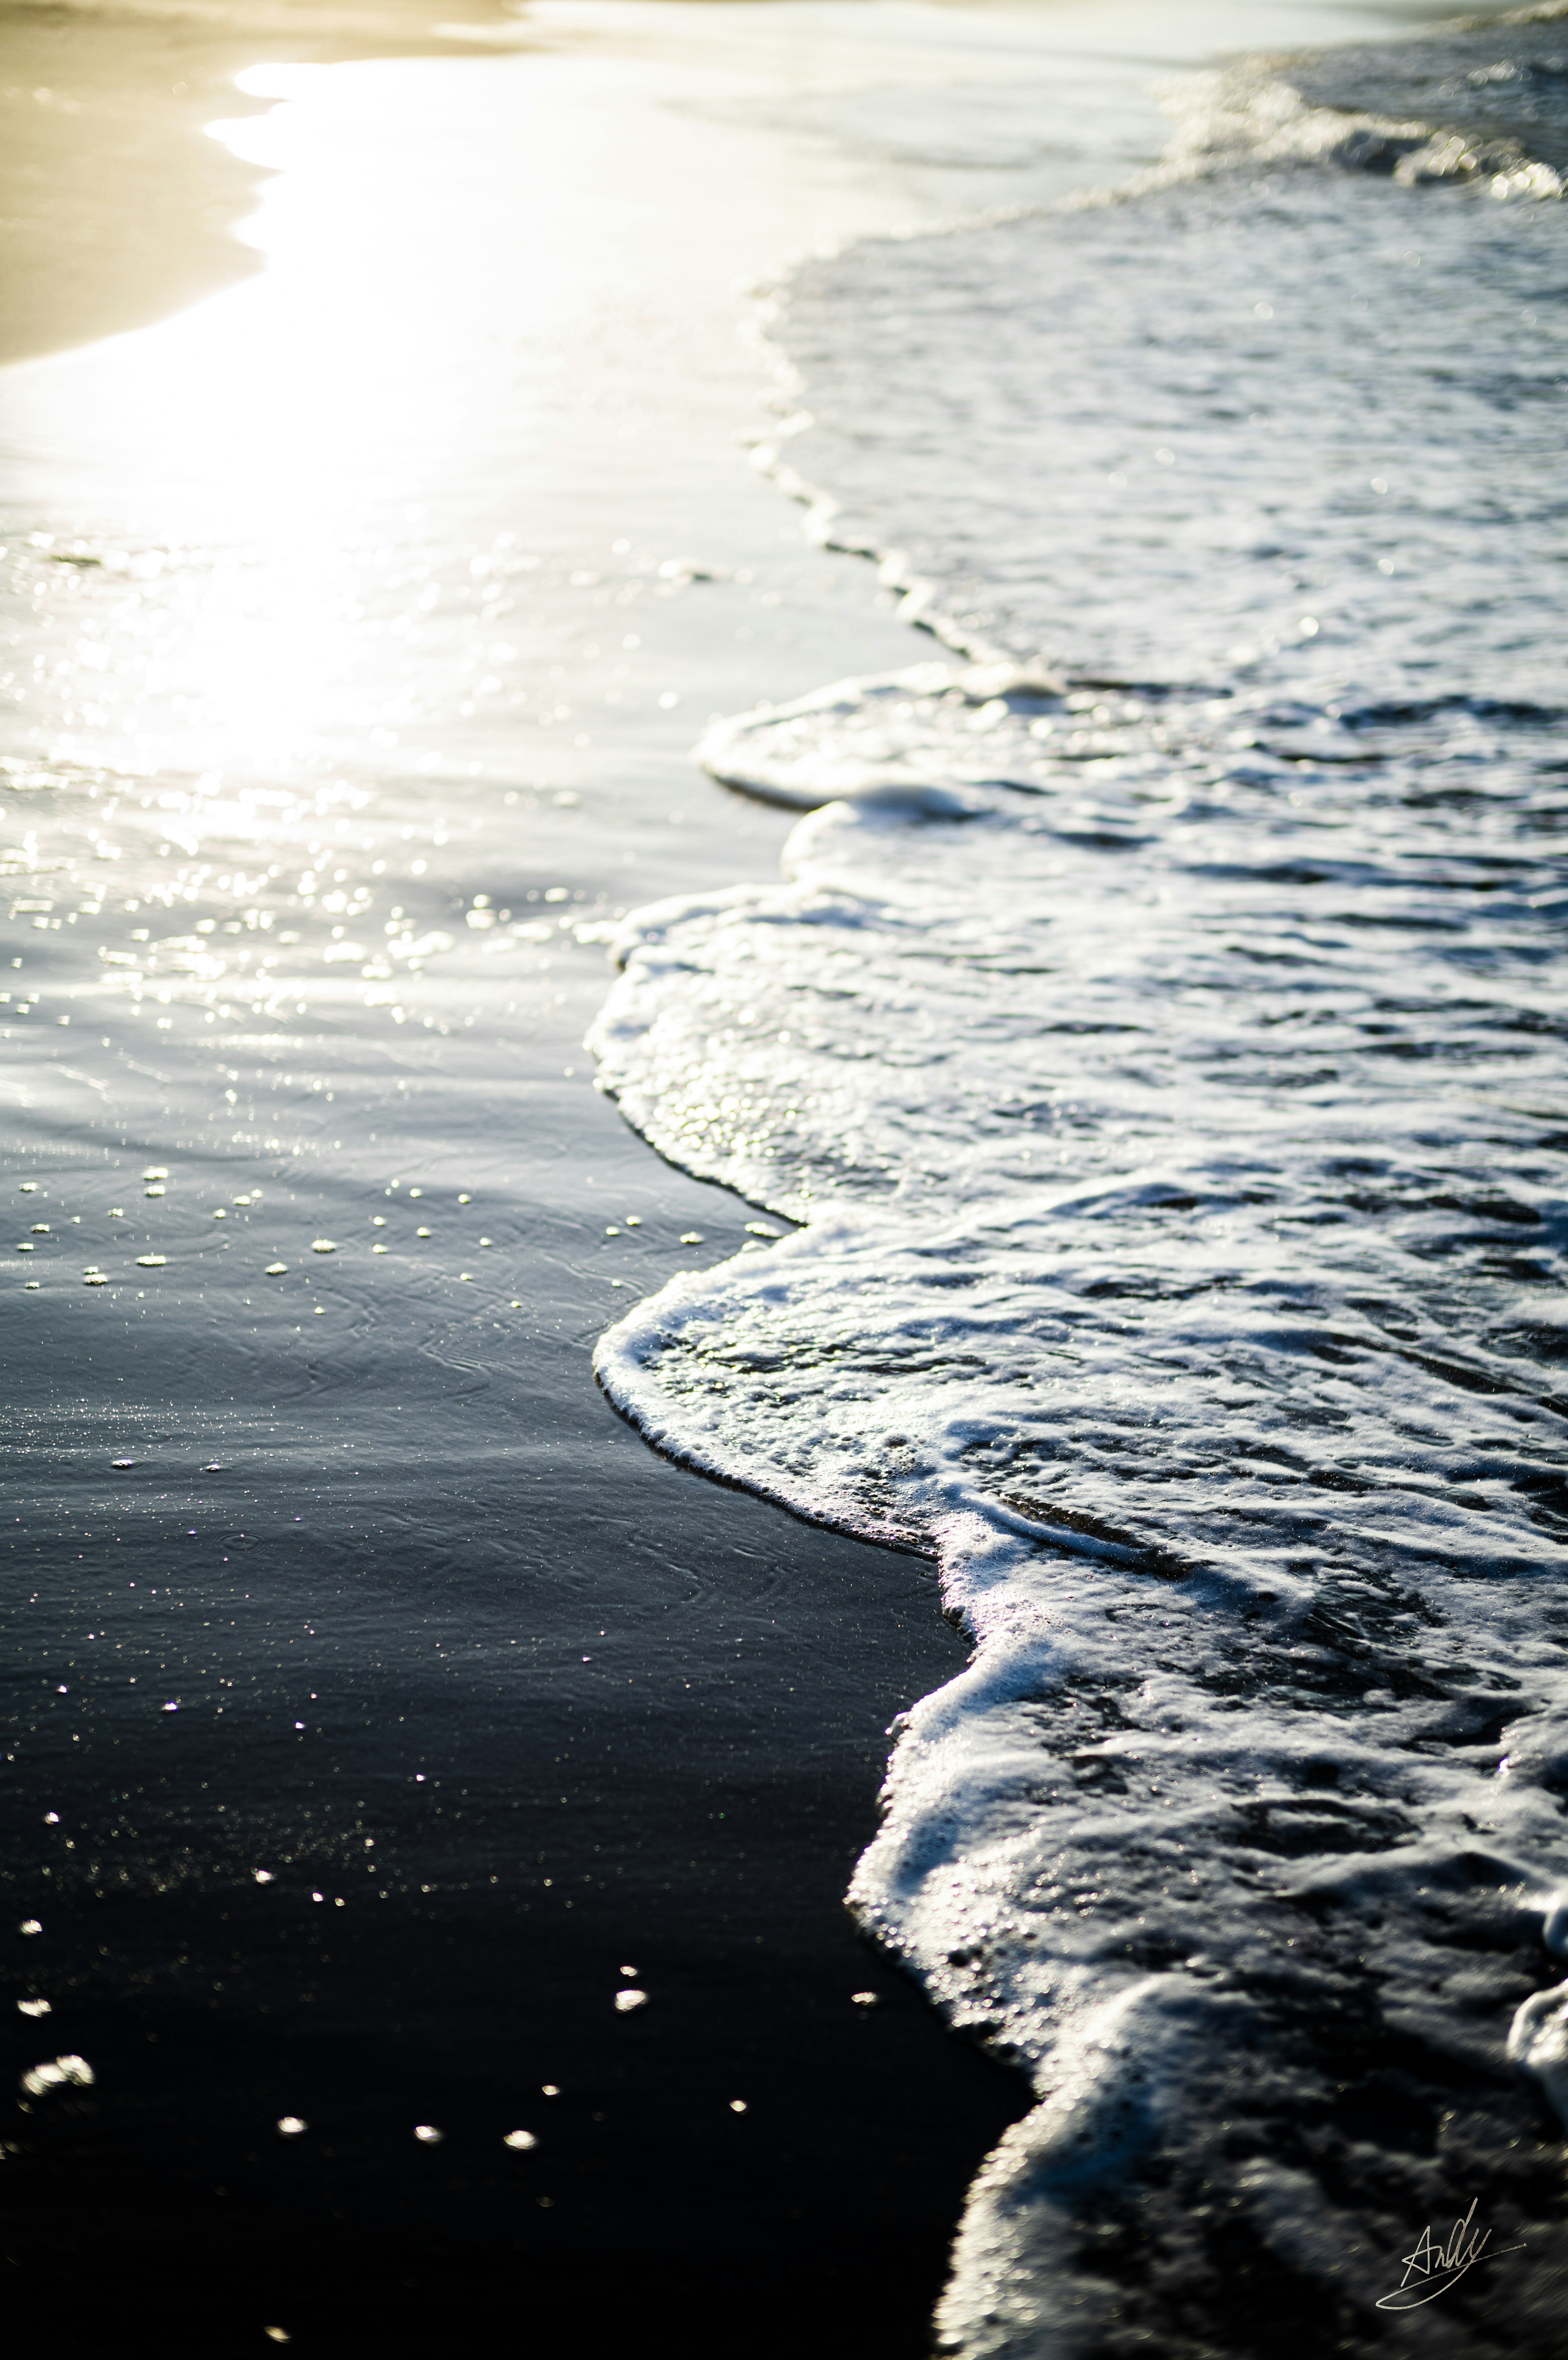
1375, 2199, 1526, 2311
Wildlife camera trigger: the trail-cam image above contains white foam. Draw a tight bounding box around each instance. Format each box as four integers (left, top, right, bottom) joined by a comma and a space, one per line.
591, 20, 1568, 2344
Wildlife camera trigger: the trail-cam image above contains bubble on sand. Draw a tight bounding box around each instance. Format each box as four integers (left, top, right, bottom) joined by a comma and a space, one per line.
679, 1232, 704, 1245
111, 1457, 133, 1468
276, 2115, 307, 2137
414, 2124, 443, 2144
22, 2054, 94, 2096
310, 1239, 336, 1254
135, 1254, 166, 1268
265, 1263, 288, 1276
141, 1167, 168, 1181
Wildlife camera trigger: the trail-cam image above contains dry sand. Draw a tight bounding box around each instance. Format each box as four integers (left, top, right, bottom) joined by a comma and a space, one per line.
0, 0, 535, 363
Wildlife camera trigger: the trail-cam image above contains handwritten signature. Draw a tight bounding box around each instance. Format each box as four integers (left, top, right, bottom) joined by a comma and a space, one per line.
1376, 2199, 1526, 2312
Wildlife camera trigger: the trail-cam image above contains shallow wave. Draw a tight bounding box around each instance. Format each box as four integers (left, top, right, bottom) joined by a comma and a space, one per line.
759, 141, 1565, 691
590, 15, 1568, 2353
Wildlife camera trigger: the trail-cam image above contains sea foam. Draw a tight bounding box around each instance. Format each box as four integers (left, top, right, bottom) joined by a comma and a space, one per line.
592, 20, 1568, 2351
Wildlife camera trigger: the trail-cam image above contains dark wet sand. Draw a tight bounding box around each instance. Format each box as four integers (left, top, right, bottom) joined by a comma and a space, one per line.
0, 1041, 1027, 2355
0, 446, 1027, 2357
0, 75, 1029, 2313
2, 2, 1551, 2349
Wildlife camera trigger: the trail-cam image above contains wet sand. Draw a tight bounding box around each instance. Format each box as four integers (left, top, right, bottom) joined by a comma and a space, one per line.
0, 15, 1094, 2344
0, 3, 1504, 2350
4, 1157, 1022, 2355
0, 0, 538, 366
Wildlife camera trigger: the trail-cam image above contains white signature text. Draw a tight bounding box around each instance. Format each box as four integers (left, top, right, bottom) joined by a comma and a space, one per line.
1376, 2199, 1525, 2312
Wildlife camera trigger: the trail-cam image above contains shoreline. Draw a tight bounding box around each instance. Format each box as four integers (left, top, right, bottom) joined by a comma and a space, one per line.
0, 4, 1534, 2350
2, 0, 1510, 371
0, 0, 533, 367
0, 18, 1047, 2344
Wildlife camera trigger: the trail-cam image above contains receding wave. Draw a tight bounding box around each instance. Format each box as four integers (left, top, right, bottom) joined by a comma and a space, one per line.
589, 11, 1568, 2352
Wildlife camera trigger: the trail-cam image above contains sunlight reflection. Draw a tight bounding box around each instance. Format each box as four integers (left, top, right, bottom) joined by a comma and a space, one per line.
0, 10, 967, 995
6, 54, 586, 794
80, 59, 570, 522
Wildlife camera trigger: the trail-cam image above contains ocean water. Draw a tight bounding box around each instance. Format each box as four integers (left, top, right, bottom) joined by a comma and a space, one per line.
591, 13, 1568, 2352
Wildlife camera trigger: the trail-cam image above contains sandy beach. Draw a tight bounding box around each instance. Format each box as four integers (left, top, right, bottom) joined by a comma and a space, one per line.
1, 1, 1545, 2351
0, 0, 545, 365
